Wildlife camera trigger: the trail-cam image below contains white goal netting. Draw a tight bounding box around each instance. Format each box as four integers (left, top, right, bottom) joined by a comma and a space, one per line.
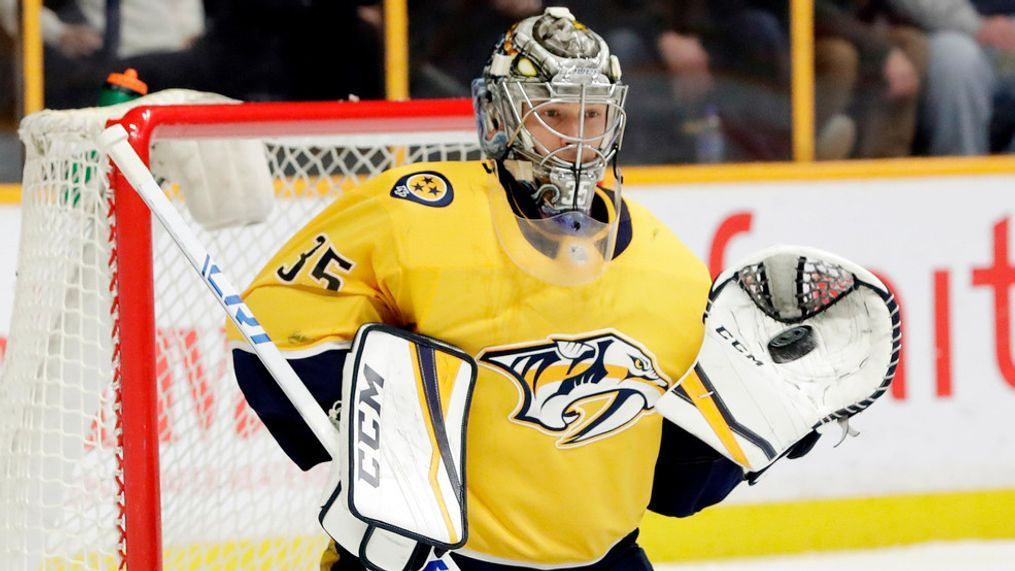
1, 90, 479, 570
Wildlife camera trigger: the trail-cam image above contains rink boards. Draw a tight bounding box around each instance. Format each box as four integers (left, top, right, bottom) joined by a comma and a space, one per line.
1, 167, 1013, 562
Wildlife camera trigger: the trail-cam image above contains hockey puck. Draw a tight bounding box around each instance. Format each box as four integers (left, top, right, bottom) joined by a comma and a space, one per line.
767, 325, 816, 363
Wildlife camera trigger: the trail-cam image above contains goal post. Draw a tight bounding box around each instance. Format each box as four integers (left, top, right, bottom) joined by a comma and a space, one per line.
2, 91, 477, 570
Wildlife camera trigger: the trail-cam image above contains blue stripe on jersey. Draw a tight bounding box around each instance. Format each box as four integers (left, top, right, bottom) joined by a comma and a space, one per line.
232, 347, 348, 470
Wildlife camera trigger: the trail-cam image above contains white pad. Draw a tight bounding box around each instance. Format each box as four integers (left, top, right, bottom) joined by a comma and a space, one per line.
321, 324, 476, 570
150, 138, 274, 230
656, 245, 901, 472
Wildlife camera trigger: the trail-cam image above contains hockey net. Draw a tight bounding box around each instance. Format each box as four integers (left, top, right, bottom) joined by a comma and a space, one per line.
1, 90, 478, 570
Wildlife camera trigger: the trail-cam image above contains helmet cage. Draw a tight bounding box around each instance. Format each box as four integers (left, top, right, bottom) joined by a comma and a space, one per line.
493, 76, 627, 212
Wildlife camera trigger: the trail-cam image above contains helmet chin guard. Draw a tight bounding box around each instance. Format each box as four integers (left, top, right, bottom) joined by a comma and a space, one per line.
487, 180, 622, 287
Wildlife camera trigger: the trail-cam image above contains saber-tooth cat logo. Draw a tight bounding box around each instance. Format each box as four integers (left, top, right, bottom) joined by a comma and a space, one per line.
479, 331, 671, 447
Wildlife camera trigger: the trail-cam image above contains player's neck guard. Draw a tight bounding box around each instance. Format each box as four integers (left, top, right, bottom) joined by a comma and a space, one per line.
489, 161, 623, 287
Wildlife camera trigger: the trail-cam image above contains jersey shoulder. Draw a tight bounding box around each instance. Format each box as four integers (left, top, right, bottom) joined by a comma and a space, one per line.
356, 160, 494, 212
303, 159, 494, 252
343, 160, 501, 269
624, 197, 709, 283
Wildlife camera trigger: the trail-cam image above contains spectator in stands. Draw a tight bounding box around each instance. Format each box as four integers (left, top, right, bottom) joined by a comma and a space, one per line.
814, 0, 928, 159
190, 0, 382, 101
127, 0, 381, 101
1, 0, 383, 108
621, 0, 926, 161
411, 0, 792, 163
888, 0, 1015, 155
659, 0, 794, 162
410, 0, 543, 98
0, 0, 204, 108
550, 0, 793, 163
548, 0, 794, 162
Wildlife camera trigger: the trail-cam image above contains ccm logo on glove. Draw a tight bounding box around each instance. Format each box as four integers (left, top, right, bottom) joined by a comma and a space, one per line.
714, 326, 764, 367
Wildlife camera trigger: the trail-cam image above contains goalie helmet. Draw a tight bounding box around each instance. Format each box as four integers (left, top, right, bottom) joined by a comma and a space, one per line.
472, 6, 627, 215
473, 7, 628, 287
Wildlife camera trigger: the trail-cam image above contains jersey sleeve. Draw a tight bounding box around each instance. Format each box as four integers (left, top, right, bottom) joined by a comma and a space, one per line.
232, 178, 404, 351
228, 174, 404, 469
648, 420, 745, 517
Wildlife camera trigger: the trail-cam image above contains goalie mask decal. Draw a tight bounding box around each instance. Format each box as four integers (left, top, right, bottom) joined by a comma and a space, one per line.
390, 171, 454, 207
479, 331, 670, 447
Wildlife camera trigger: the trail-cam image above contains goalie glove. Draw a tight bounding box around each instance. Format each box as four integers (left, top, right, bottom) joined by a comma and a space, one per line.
320, 324, 476, 571
656, 245, 901, 474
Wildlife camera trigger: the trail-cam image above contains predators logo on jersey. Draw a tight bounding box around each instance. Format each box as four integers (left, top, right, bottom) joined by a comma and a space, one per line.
479, 331, 671, 447
391, 170, 454, 207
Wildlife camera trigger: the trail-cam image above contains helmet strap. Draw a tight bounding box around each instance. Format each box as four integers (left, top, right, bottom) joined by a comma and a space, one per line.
495, 160, 542, 219
502, 158, 535, 183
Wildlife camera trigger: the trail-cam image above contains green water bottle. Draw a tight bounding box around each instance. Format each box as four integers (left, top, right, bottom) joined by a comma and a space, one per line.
98, 67, 148, 106
65, 69, 149, 206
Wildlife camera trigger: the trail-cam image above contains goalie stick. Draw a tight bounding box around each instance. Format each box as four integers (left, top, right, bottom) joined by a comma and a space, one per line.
97, 124, 341, 459
99, 125, 468, 571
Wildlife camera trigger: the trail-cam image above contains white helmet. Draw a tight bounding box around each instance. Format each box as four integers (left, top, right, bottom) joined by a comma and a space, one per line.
473, 6, 627, 216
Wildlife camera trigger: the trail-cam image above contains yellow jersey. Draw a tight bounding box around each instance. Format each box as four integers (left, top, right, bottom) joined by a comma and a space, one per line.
228, 160, 711, 566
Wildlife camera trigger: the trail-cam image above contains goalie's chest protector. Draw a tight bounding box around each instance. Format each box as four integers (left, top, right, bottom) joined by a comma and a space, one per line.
257, 161, 711, 566
365, 162, 712, 566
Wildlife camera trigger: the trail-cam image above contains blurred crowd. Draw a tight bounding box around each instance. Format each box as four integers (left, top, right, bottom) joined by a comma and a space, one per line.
0, 0, 384, 105
3, 0, 1015, 165
410, 0, 1015, 162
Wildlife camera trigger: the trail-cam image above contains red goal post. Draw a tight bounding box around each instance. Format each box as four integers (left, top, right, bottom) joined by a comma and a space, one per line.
2, 93, 476, 571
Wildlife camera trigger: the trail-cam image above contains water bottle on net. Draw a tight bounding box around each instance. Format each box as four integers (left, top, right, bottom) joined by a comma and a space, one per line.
64, 69, 150, 206
98, 67, 148, 106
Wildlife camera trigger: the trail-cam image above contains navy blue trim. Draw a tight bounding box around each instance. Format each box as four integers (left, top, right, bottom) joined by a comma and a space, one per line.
650, 420, 743, 518
357, 527, 385, 571
669, 383, 693, 404
706, 273, 738, 318
564, 389, 644, 445
449, 530, 649, 571
232, 347, 346, 470
318, 479, 344, 530
417, 344, 465, 504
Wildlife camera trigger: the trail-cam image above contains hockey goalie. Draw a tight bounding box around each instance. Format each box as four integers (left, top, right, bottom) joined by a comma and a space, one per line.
221, 7, 900, 571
